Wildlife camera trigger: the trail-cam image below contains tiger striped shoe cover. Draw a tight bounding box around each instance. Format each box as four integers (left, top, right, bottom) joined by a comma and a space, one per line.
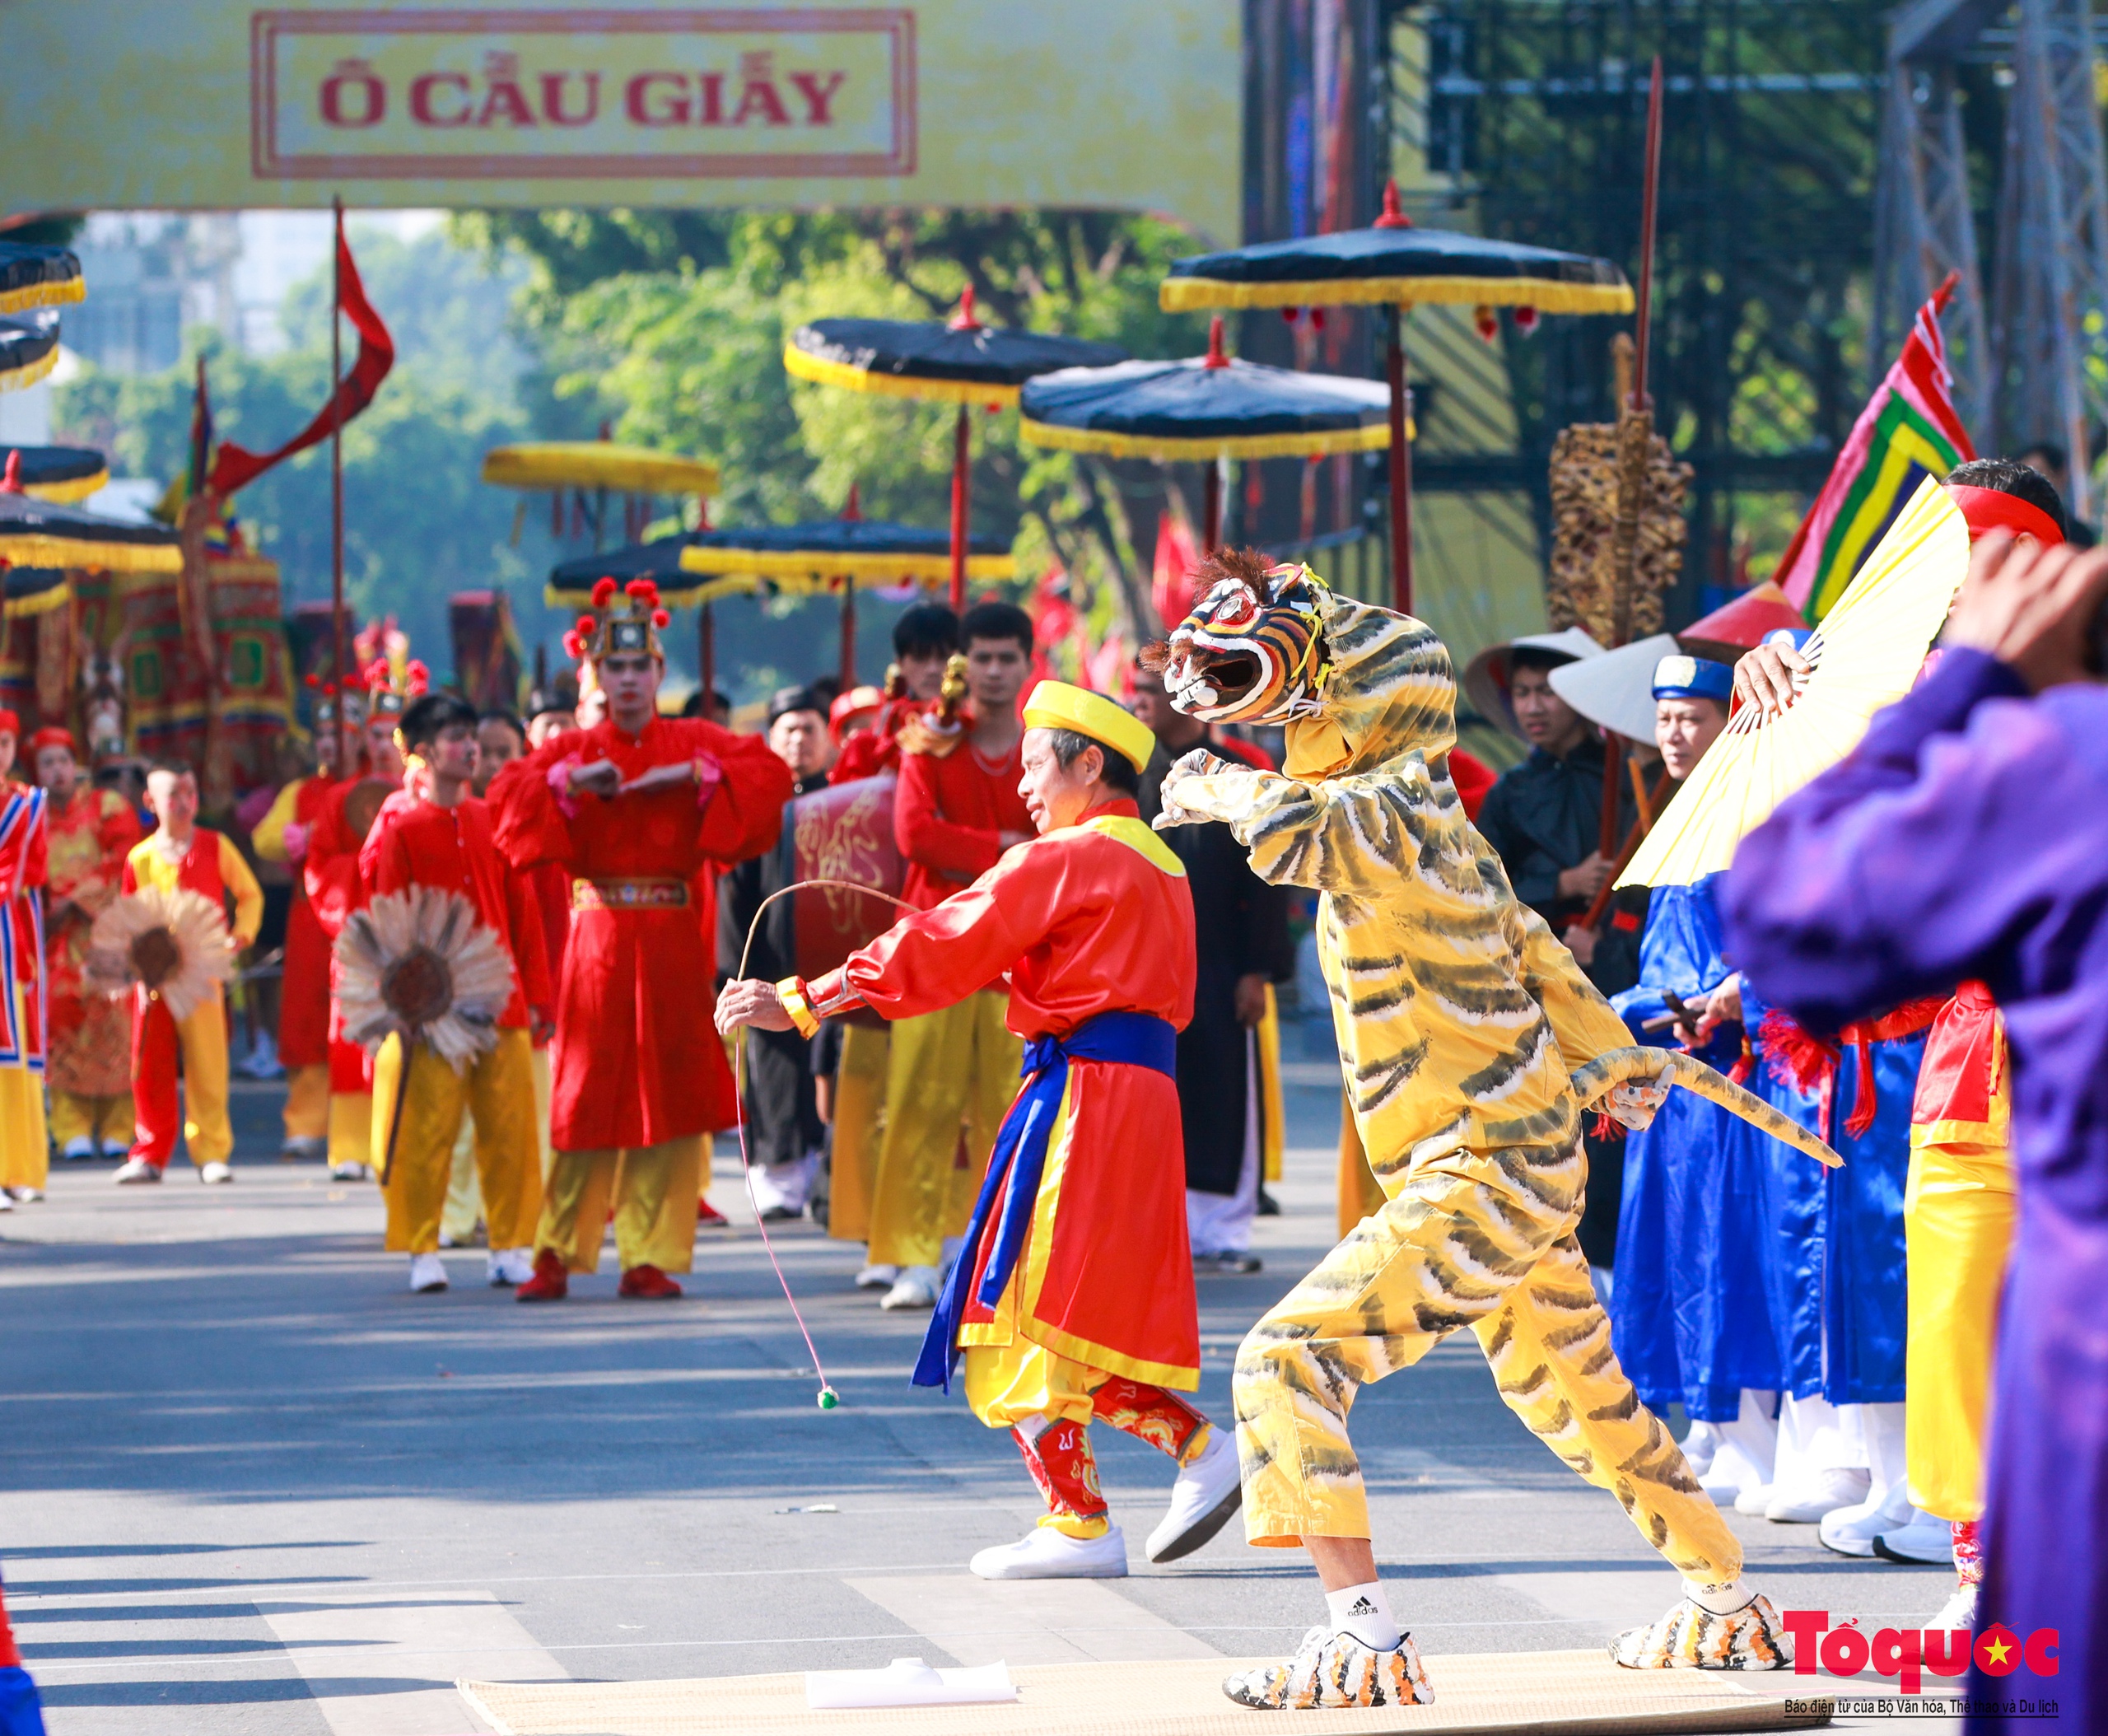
1222, 1626, 1436, 1710
1611, 1591, 1793, 1670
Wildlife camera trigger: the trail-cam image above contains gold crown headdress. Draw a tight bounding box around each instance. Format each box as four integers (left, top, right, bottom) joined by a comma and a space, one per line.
564, 576, 672, 665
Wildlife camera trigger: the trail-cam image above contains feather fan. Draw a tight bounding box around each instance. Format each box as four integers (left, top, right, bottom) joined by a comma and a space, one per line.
334, 887, 515, 1073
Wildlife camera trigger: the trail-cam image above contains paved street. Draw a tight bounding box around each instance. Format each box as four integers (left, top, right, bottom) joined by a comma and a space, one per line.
1, 1069, 1955, 1733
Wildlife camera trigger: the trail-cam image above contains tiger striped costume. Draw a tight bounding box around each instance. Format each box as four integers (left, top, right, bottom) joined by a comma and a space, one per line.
1152, 558, 1797, 1696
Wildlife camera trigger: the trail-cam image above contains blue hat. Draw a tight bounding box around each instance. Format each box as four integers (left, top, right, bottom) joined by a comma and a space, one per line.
1652, 653, 1733, 703
1762, 626, 1814, 652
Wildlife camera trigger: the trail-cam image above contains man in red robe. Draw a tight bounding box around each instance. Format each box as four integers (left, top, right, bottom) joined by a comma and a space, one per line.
252, 687, 346, 1159
721, 682, 1243, 1580
829, 600, 958, 785
491, 577, 791, 1301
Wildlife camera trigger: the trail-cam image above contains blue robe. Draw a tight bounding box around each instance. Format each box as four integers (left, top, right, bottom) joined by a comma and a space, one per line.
1609, 877, 1789, 1421
1723, 649, 2108, 1734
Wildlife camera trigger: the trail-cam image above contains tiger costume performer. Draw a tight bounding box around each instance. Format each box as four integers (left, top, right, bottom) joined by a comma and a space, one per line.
1149, 551, 1823, 1710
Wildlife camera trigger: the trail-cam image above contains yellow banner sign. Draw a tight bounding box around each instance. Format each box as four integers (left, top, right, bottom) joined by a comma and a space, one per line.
1, 1, 1239, 239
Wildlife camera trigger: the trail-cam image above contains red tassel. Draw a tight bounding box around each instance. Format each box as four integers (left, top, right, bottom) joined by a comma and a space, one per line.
1591, 1110, 1627, 1143
1843, 1038, 1880, 1141
1759, 1007, 1838, 1096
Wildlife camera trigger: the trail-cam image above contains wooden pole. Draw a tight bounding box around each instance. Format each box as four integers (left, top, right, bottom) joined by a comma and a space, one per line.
329, 194, 348, 777
1203, 459, 1223, 553
1386, 306, 1414, 614
699, 602, 715, 712
840, 580, 856, 689
949, 404, 970, 614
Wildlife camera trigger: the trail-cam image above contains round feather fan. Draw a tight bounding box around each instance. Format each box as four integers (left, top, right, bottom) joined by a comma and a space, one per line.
84, 886, 237, 1021
334, 887, 515, 1073
1619, 475, 1970, 889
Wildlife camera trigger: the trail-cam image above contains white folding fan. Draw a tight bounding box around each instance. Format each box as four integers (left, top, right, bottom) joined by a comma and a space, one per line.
1619, 474, 1970, 889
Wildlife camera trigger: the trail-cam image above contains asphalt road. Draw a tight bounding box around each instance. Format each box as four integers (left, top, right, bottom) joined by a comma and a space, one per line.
0, 1064, 1957, 1734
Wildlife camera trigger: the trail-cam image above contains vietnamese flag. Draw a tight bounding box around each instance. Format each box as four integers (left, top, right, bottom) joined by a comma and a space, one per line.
209, 209, 394, 497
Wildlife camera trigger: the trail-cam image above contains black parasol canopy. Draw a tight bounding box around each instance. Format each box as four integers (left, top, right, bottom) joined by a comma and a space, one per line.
0, 242, 86, 315
0, 445, 110, 504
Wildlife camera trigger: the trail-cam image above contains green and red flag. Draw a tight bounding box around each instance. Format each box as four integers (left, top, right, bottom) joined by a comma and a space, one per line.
1775, 273, 1974, 621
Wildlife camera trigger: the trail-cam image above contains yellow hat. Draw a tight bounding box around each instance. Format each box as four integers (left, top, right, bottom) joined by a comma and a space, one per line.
1021, 679, 1156, 773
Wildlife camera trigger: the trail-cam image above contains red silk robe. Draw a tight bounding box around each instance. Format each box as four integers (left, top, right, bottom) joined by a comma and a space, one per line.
893, 735, 1030, 910
489, 715, 791, 1149
43, 787, 142, 1096
809, 800, 1201, 1388
255, 772, 338, 1069
305, 779, 385, 1096
0, 782, 47, 1072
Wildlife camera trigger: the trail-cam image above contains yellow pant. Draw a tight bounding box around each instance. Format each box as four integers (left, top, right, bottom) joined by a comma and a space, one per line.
825, 1022, 890, 1244
868, 992, 1020, 1269
1234, 1142, 1738, 1583
0, 1066, 48, 1190
537, 1136, 703, 1274
48, 1089, 134, 1154
531, 1043, 554, 1183
1335, 1090, 1384, 1239
329, 1091, 372, 1172
1905, 1136, 2017, 1522
441, 1114, 483, 1244
371, 1028, 542, 1254
283, 1063, 329, 1141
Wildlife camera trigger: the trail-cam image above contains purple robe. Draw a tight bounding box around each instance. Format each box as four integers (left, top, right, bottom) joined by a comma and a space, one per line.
1722, 648, 2108, 1734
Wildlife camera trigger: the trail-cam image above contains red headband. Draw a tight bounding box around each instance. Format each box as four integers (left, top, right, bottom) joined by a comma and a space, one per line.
1947, 483, 2065, 548
30, 726, 75, 754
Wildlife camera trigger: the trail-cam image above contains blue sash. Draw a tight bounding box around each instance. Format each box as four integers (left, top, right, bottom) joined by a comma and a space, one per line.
912, 1009, 1177, 1391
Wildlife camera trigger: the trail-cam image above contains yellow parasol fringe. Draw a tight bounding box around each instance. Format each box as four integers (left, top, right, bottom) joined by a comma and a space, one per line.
1159, 274, 1635, 315
1019, 415, 1398, 463
480, 442, 719, 497
0, 278, 85, 316
0, 533, 182, 574
0, 343, 60, 394
783, 344, 1023, 408
22, 464, 110, 505
679, 545, 1014, 584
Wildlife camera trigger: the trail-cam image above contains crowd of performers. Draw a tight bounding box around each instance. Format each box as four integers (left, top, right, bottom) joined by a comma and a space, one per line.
2, 455, 2101, 1729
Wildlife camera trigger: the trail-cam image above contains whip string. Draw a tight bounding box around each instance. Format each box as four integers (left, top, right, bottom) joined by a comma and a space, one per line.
729, 876, 919, 1411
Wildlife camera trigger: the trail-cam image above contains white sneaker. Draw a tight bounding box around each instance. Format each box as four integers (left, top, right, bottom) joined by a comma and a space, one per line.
1733, 1482, 1776, 1516
1146, 1427, 1243, 1562
854, 1263, 898, 1290
1700, 1438, 1774, 1507
879, 1265, 941, 1311
8, 1186, 44, 1203
1679, 1421, 1723, 1479
1766, 1466, 1871, 1523
1874, 1511, 1959, 1567
408, 1253, 449, 1293
1819, 1479, 1919, 1557
1926, 1580, 1978, 1631
112, 1159, 162, 1185
198, 1162, 233, 1185
282, 1136, 327, 1161
0, 1192, 12, 1212
969, 1524, 1127, 1580
487, 1248, 534, 1287
61, 1136, 96, 1162
329, 1160, 371, 1182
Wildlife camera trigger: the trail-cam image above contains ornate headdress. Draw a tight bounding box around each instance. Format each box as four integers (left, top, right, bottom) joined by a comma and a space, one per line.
564, 576, 672, 665
363, 656, 429, 722
304, 672, 369, 730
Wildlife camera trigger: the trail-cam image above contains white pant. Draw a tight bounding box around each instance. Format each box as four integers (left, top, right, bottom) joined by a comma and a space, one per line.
749, 1150, 818, 1216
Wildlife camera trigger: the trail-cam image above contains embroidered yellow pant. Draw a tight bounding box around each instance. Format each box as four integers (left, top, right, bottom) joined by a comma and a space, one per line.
824, 1021, 889, 1244
867, 992, 1019, 1270
1904, 1135, 2017, 1522
48, 1089, 134, 1154
0, 1066, 47, 1191
536, 1136, 704, 1274
1234, 1145, 1740, 1583
282, 1063, 329, 1141
371, 1028, 542, 1255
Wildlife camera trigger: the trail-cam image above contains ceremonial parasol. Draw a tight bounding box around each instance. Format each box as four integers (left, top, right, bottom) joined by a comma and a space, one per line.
0, 310, 61, 393
1019, 317, 1392, 550
86, 886, 237, 1020
0, 462, 183, 574
0, 445, 110, 503
0, 242, 85, 314
481, 440, 718, 550
2, 566, 69, 619
1620, 476, 1970, 891
335, 886, 517, 1183
1161, 180, 1632, 615
785, 287, 1125, 609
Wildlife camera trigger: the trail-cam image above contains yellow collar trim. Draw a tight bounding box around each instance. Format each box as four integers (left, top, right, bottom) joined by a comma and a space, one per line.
1080, 813, 1186, 877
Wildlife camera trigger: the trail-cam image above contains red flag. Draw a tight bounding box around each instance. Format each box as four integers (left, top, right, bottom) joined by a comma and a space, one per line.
209, 211, 394, 497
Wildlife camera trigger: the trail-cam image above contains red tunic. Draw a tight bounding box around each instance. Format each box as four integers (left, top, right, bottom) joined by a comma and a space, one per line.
894, 735, 1031, 911
809, 800, 1201, 1387
263, 773, 339, 1069
830, 696, 927, 786
44, 787, 142, 1094
366, 796, 553, 1030
305, 779, 389, 1094
490, 714, 792, 1149
1911, 979, 2008, 1145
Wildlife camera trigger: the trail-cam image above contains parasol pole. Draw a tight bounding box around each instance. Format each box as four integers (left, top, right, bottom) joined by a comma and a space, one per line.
329, 194, 349, 779
1599, 56, 1665, 862
1372, 180, 1417, 616
699, 602, 715, 712
1203, 459, 1224, 553
949, 405, 970, 614
840, 578, 856, 689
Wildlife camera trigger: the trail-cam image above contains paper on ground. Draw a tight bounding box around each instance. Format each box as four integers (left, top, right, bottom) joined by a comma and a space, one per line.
805, 1656, 1017, 1709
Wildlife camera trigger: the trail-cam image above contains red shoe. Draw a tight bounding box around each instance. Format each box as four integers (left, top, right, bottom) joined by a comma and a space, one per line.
697, 1197, 730, 1226
514, 1249, 570, 1302
618, 1263, 683, 1300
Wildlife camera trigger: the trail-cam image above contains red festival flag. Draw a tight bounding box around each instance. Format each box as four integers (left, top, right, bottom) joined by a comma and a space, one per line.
208, 211, 394, 497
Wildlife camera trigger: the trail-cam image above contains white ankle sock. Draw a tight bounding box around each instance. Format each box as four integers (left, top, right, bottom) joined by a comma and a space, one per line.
1324, 1581, 1401, 1650
1681, 1576, 1754, 1616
